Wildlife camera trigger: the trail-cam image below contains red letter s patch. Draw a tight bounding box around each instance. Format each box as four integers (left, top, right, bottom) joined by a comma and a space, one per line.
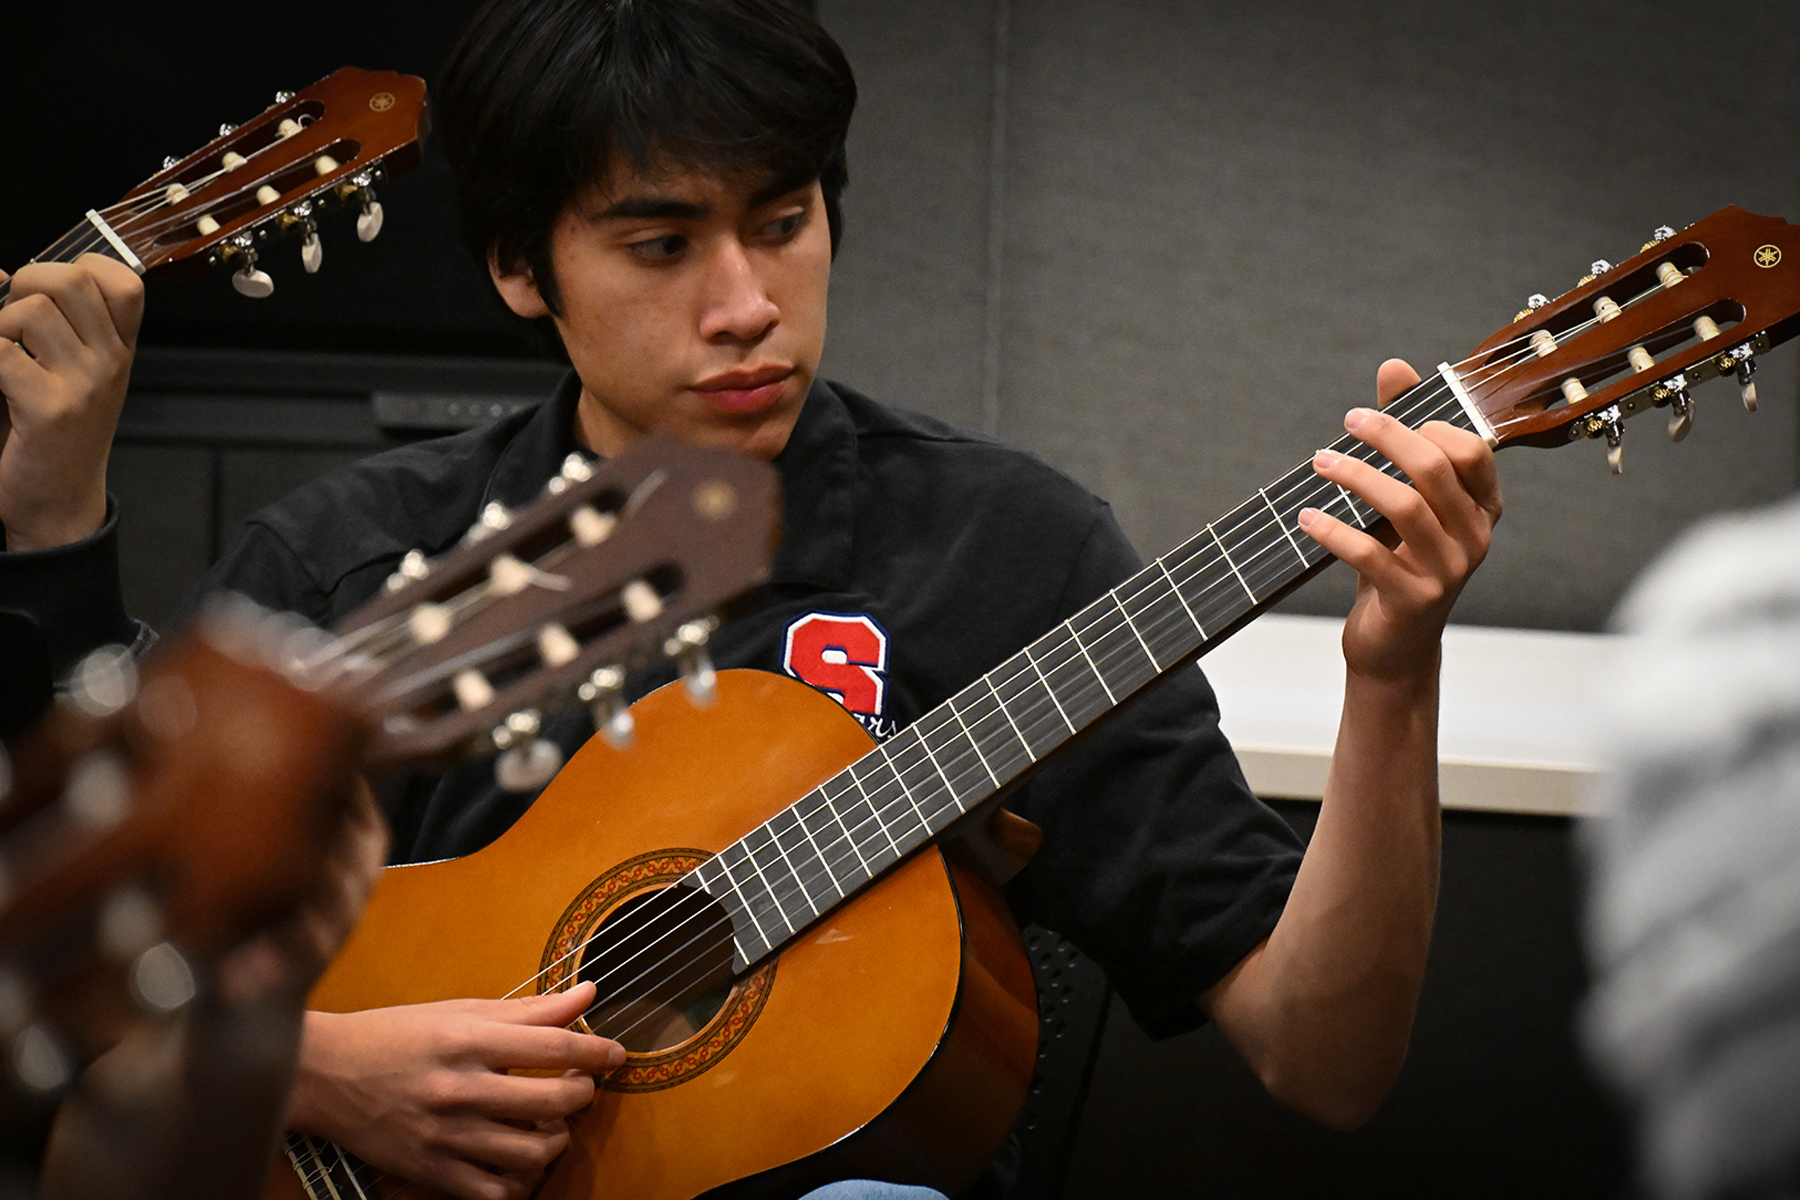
781, 612, 890, 720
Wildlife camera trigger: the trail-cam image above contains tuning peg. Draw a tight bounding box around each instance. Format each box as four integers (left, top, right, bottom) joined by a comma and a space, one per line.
63, 751, 131, 833
453, 670, 496, 713
98, 886, 162, 962
492, 710, 564, 792
545, 453, 596, 496
579, 666, 634, 749
385, 548, 433, 593
67, 644, 138, 718
1599, 407, 1625, 474
1668, 388, 1694, 442
621, 579, 663, 623
223, 238, 274, 298
538, 622, 581, 668
1590, 259, 1614, 277
667, 618, 720, 707
231, 267, 274, 298
130, 942, 197, 1013
10, 1023, 73, 1094
1736, 354, 1758, 411
465, 502, 513, 544
302, 231, 323, 274
1515, 292, 1550, 322
357, 196, 385, 242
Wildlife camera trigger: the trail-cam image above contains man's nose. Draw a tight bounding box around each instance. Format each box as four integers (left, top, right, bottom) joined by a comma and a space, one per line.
698, 240, 780, 343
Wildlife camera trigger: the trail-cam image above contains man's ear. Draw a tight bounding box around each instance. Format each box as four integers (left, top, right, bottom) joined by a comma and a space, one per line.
488, 249, 551, 319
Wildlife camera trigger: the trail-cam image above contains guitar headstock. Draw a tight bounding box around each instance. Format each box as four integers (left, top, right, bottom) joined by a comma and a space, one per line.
306, 433, 779, 780
0, 435, 777, 1098
103, 66, 427, 297
1454, 207, 1800, 464
0, 635, 366, 1095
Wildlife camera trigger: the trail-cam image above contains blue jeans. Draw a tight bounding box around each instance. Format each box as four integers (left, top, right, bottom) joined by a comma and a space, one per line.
800, 1184, 948, 1200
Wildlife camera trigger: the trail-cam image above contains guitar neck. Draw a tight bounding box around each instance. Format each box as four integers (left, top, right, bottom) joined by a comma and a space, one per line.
694, 381, 1477, 969
0, 213, 142, 303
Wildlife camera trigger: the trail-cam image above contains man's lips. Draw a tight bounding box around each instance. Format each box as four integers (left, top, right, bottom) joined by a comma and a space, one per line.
693, 365, 795, 415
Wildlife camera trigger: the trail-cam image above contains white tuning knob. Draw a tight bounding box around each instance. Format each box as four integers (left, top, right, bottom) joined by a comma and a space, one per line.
302, 232, 323, 274
496, 738, 564, 792
356, 201, 385, 242
232, 268, 275, 299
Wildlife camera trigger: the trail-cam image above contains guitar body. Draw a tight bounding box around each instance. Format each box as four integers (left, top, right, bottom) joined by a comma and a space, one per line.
282, 670, 1038, 1200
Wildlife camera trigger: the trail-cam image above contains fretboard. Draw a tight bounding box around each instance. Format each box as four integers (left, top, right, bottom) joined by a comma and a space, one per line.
694, 382, 1477, 969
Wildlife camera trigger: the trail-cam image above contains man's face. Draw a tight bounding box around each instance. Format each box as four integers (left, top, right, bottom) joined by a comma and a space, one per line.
490, 161, 831, 460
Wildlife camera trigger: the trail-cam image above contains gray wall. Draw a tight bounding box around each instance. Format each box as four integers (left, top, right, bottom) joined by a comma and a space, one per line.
817, 0, 1800, 632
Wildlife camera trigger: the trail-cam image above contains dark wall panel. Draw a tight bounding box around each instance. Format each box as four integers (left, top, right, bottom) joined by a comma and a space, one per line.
819, 0, 1800, 631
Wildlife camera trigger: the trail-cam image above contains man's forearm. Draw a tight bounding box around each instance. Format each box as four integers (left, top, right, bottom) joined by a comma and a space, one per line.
1205, 659, 1442, 1129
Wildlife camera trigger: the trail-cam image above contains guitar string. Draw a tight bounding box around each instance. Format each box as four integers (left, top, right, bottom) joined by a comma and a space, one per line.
490, 370, 1481, 1043
282, 320, 1637, 1188
485, 347, 1500, 1021
503, 312, 1628, 1041
316, 337, 1498, 1037
290, 287, 1696, 1186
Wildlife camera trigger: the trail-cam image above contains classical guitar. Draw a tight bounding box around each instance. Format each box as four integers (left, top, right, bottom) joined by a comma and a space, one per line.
0, 66, 427, 303
0, 437, 777, 1112
278, 206, 1800, 1200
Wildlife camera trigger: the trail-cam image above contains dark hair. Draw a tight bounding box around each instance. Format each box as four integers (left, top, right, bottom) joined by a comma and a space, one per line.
437, 0, 856, 315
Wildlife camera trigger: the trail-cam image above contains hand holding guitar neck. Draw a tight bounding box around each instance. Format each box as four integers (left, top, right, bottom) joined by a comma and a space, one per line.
0, 66, 429, 554
0, 257, 143, 552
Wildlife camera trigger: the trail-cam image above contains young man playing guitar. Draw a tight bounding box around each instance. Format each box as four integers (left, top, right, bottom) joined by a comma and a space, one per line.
0, 0, 1500, 1196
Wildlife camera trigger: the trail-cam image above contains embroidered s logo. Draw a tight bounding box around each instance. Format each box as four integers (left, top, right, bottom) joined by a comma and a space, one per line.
781, 611, 890, 722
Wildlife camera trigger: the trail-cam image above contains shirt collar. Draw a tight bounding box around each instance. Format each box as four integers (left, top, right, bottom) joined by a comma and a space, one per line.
482, 371, 587, 512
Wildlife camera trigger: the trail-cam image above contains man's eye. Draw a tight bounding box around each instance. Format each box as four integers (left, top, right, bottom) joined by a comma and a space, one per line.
628, 234, 686, 261
763, 212, 806, 240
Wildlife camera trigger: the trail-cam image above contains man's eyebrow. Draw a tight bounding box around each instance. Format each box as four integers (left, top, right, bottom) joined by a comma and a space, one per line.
584, 173, 818, 222
590, 195, 709, 221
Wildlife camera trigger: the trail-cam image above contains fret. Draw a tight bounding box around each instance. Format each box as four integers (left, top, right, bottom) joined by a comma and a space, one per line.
738, 825, 802, 934
753, 813, 823, 923
777, 802, 846, 906
872, 739, 934, 832
941, 688, 1003, 788
804, 788, 871, 878
1166, 535, 1241, 633
954, 677, 1036, 776
1065, 619, 1116, 705
1332, 482, 1373, 526
1032, 630, 1112, 730
989, 657, 1069, 759
906, 713, 980, 816
1155, 559, 1206, 636
837, 764, 904, 869
710, 844, 778, 950
1018, 643, 1077, 734
1259, 486, 1309, 565
883, 730, 965, 829
1075, 599, 1159, 698
1206, 524, 1257, 602
1111, 585, 1163, 672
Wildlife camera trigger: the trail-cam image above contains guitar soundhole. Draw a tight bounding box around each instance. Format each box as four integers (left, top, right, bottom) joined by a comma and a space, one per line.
574, 884, 738, 1054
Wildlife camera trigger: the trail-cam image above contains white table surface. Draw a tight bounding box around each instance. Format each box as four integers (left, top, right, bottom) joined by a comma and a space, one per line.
1202, 614, 1616, 817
